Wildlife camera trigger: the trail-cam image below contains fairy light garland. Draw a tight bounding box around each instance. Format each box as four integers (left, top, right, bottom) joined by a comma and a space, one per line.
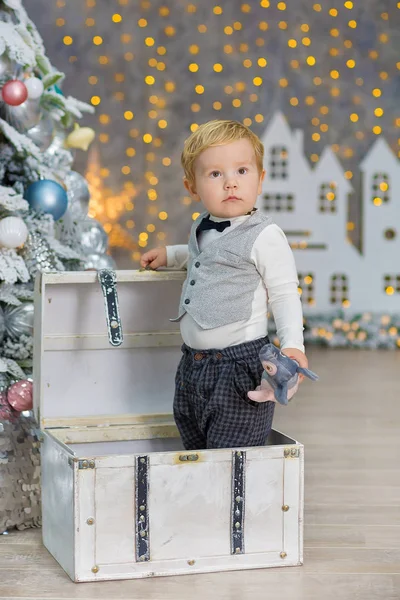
53, 0, 400, 264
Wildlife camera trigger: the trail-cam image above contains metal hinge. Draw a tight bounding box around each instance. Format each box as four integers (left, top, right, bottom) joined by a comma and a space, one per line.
284, 447, 300, 458
179, 453, 199, 462
78, 459, 95, 469
68, 457, 96, 469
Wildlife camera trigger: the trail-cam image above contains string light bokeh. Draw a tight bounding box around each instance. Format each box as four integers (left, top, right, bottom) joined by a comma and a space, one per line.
34, 0, 400, 266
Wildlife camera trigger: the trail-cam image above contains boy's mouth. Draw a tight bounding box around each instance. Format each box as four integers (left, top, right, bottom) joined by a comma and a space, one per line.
224, 195, 240, 201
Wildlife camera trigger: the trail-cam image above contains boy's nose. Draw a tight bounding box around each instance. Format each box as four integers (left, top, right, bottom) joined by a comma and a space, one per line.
224, 179, 238, 189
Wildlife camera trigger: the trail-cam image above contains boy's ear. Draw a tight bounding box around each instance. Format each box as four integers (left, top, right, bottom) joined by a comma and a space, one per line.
184, 178, 201, 202
257, 169, 266, 195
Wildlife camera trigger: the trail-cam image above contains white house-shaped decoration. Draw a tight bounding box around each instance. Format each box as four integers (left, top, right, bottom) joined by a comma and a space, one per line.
258, 112, 400, 314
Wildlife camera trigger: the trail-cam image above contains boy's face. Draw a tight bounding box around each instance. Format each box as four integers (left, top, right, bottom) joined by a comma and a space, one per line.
184, 138, 265, 218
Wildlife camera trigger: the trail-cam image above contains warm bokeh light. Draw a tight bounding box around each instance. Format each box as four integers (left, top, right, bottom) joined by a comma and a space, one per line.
54, 0, 398, 265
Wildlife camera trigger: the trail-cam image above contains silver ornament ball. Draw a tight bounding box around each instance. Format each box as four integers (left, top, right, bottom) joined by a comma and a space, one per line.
44, 128, 74, 171
84, 253, 116, 270
65, 171, 90, 213
80, 218, 108, 255
26, 116, 54, 152
0, 53, 14, 81
5, 98, 41, 133
4, 302, 34, 339
45, 127, 67, 157
0, 305, 5, 344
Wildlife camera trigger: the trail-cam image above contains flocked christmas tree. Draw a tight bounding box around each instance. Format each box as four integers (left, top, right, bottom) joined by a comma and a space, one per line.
0, 0, 115, 421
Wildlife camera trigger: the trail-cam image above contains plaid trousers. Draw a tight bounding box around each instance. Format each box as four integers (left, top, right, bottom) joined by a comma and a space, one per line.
173, 337, 275, 450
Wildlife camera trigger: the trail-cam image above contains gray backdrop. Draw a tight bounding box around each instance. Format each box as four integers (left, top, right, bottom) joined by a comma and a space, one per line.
30, 0, 400, 267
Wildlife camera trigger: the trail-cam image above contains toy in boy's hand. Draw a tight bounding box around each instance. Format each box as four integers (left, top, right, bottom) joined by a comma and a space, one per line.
247, 343, 318, 405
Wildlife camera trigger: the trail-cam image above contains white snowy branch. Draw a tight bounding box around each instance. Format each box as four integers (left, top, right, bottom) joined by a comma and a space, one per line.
0, 186, 29, 212
45, 237, 83, 260
0, 5, 94, 125
0, 21, 36, 67
24, 211, 55, 237
64, 96, 95, 118
0, 287, 21, 306
0, 356, 26, 379
0, 248, 30, 284
2, 334, 33, 361
0, 119, 42, 159
0, 283, 33, 306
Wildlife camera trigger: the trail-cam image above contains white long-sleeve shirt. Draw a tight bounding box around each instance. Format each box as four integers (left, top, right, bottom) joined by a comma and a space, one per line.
166, 213, 304, 352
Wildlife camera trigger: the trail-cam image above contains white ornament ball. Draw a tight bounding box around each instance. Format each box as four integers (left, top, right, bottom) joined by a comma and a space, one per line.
0, 216, 28, 249
25, 77, 44, 100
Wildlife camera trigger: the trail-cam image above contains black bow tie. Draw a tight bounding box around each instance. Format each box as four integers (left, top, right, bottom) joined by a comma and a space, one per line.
197, 215, 231, 233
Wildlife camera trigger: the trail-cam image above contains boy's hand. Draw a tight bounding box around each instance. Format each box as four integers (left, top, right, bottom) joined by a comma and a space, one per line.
281, 348, 308, 382
140, 247, 167, 270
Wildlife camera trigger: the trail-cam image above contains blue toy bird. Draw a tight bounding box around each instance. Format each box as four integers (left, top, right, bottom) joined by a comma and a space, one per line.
247, 343, 318, 405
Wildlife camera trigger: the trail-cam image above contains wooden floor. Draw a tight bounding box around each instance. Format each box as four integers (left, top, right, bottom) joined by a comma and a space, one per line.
1, 348, 399, 599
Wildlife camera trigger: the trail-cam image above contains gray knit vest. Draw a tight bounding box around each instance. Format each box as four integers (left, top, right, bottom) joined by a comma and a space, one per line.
171, 210, 274, 329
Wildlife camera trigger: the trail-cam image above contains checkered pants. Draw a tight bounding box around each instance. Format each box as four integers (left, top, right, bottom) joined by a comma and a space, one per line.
173, 337, 275, 450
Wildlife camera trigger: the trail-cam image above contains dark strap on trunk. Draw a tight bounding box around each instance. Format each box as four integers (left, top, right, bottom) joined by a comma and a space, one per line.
97, 269, 123, 347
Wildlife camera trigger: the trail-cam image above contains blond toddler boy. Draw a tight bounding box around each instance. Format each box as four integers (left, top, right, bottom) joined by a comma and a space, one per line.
141, 120, 308, 450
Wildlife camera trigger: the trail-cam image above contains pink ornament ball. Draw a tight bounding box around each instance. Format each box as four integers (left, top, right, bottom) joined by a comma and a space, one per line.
1, 80, 28, 106
7, 380, 33, 412
0, 390, 18, 422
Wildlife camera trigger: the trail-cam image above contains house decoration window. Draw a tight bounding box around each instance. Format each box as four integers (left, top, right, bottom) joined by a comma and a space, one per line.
298, 273, 315, 305
319, 182, 337, 213
263, 193, 294, 212
372, 173, 390, 205
330, 274, 349, 307
269, 146, 288, 179
383, 274, 400, 295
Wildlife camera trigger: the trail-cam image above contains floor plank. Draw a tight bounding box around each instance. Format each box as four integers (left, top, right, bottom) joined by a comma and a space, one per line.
1, 348, 399, 599
305, 524, 400, 549
305, 504, 400, 527
0, 568, 399, 600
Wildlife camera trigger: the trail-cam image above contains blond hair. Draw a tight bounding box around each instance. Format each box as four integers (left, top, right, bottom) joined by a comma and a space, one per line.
181, 120, 264, 184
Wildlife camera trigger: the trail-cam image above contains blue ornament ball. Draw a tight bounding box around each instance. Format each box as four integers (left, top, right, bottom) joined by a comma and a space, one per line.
25, 179, 68, 221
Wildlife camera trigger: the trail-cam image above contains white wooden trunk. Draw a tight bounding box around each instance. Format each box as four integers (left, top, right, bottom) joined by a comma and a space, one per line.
34, 270, 304, 583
